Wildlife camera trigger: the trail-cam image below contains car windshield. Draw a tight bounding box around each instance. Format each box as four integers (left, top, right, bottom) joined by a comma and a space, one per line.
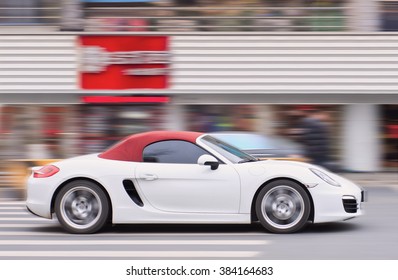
210, 133, 275, 150
201, 135, 258, 164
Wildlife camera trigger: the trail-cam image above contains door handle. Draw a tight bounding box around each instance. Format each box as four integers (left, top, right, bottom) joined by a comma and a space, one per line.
139, 174, 158, 181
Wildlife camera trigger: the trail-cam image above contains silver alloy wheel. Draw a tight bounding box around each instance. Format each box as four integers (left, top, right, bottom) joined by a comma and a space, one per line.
261, 185, 305, 230
59, 186, 102, 230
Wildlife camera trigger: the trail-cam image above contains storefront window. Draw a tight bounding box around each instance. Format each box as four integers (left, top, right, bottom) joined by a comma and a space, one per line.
0, 105, 74, 160
382, 105, 398, 167
78, 104, 167, 154
0, 104, 168, 159
83, 0, 160, 31
185, 105, 259, 132
0, 0, 59, 25
81, 0, 347, 31
380, 1, 398, 31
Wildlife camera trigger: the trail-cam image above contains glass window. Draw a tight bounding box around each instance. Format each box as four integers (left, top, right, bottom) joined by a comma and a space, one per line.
380, 1, 398, 31
201, 135, 257, 164
0, 0, 60, 25
143, 140, 210, 164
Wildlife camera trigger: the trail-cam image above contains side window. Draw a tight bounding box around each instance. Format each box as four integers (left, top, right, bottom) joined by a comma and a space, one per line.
143, 140, 210, 164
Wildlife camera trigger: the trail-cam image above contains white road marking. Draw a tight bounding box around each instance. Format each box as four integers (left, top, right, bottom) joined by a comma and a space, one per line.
0, 229, 270, 237
0, 201, 25, 205
0, 240, 269, 245
0, 250, 260, 258
0, 224, 270, 236
0, 223, 57, 228
0, 217, 51, 221
0, 231, 60, 235
0, 212, 31, 215
0, 203, 268, 259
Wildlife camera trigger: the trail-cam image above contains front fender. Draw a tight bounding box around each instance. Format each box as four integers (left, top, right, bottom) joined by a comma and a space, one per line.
236, 160, 321, 214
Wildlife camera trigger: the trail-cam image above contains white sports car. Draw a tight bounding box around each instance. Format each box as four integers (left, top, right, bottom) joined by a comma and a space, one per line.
26, 131, 364, 234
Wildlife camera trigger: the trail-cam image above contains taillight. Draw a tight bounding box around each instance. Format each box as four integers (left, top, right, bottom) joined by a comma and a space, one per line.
33, 165, 60, 178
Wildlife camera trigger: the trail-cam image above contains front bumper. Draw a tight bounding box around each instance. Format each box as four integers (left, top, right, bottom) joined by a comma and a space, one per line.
310, 175, 365, 224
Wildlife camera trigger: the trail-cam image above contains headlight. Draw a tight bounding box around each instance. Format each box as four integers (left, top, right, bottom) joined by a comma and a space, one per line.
310, 168, 341, 187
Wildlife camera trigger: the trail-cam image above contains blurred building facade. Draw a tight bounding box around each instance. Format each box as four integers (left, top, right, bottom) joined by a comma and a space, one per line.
0, 0, 397, 174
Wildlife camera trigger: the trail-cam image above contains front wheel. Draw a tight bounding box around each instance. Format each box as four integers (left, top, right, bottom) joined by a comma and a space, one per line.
255, 180, 311, 233
55, 180, 110, 234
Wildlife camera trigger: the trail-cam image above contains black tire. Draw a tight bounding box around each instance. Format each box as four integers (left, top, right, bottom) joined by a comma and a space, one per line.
54, 180, 110, 234
255, 180, 311, 233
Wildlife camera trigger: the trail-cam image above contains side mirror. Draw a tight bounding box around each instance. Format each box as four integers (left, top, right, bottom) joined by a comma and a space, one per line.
197, 154, 219, 170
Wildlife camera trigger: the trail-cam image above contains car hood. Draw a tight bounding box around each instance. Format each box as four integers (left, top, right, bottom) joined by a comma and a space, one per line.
256, 159, 320, 170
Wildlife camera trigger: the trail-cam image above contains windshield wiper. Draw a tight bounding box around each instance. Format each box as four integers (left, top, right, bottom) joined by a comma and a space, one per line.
238, 158, 258, 164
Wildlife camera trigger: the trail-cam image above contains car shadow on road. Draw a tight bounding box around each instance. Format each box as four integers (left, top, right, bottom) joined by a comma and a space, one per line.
303, 222, 362, 234
106, 223, 267, 234
30, 221, 362, 235
108, 222, 361, 235
28, 223, 264, 235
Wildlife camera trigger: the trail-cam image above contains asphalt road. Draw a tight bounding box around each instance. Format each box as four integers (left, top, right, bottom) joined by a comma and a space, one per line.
0, 186, 397, 260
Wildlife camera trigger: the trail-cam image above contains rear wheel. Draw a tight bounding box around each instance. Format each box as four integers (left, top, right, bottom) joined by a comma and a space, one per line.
55, 180, 109, 234
255, 180, 310, 233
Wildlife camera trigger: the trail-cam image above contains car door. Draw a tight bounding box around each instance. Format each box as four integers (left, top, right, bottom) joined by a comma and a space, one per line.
135, 140, 241, 213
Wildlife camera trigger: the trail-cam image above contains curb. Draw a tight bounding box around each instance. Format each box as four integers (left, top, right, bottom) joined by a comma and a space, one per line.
340, 173, 398, 188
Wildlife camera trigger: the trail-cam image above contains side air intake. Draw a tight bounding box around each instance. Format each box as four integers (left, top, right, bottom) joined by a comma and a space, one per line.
123, 180, 144, 207
342, 196, 358, 213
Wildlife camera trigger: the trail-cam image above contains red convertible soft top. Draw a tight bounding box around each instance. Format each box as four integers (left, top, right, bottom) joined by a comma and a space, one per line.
99, 131, 203, 162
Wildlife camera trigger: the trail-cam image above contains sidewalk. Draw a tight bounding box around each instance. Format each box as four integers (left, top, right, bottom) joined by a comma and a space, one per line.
1, 172, 396, 202
341, 172, 398, 188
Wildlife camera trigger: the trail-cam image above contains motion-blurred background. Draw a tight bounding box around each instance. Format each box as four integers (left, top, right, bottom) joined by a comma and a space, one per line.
0, 0, 397, 197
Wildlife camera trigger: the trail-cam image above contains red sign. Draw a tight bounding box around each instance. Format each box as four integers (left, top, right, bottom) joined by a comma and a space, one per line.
79, 36, 170, 89
81, 96, 170, 104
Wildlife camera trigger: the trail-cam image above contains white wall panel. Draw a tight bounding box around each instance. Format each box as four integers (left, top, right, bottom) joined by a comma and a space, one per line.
0, 35, 77, 92
1, 34, 398, 98
170, 35, 398, 93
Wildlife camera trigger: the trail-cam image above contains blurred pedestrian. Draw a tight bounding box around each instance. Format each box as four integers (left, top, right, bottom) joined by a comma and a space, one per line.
296, 108, 334, 170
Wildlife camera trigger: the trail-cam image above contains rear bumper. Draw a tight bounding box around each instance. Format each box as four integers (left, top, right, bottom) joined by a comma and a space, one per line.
25, 200, 52, 219
25, 175, 56, 219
